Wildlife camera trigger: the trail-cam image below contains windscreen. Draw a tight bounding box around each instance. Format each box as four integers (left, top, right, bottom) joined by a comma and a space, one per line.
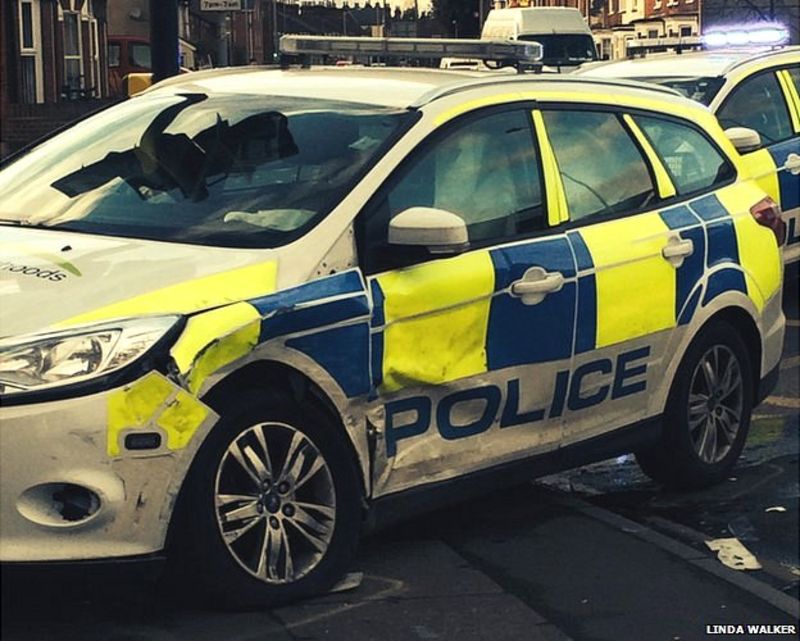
519, 34, 597, 67
0, 94, 411, 248
629, 76, 726, 105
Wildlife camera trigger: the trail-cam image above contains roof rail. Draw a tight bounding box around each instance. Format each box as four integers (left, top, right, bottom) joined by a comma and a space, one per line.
279, 35, 543, 70
723, 45, 800, 74
413, 74, 686, 107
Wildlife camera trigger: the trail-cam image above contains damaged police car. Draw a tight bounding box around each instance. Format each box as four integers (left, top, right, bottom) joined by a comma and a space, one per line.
0, 36, 786, 606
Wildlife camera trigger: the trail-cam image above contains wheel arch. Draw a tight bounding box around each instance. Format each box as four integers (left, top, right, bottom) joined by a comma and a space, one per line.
164, 359, 370, 553
688, 305, 762, 402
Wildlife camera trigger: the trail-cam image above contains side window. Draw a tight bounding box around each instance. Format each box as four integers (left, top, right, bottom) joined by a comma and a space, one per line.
634, 114, 735, 196
362, 109, 545, 272
108, 44, 120, 68
542, 110, 655, 222
130, 43, 152, 70
717, 71, 793, 144
789, 66, 800, 88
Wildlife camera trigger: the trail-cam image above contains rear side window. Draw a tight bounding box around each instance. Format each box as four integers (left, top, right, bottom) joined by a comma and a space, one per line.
542, 110, 655, 222
789, 66, 800, 89
634, 115, 734, 195
717, 71, 793, 144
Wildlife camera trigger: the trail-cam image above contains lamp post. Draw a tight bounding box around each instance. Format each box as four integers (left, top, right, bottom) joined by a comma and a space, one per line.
150, 0, 179, 81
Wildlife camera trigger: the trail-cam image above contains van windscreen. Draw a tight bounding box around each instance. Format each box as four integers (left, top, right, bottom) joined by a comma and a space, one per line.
519, 34, 596, 67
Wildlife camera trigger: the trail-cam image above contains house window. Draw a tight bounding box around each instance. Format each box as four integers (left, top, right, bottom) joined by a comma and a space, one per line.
680, 26, 693, 36
21, 1, 33, 47
19, 0, 42, 103
63, 11, 82, 96
648, 29, 659, 38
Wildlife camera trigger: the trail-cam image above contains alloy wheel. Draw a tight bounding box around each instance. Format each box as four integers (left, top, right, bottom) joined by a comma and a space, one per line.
687, 345, 744, 464
214, 422, 336, 585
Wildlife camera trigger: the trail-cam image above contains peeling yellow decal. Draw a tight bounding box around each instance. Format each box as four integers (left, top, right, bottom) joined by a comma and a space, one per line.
106, 371, 210, 456
185, 319, 261, 395
107, 372, 173, 456
157, 390, 210, 450
377, 251, 494, 393
171, 302, 262, 374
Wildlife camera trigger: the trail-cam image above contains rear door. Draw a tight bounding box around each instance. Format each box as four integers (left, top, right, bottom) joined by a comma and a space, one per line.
716, 64, 800, 264
535, 106, 672, 444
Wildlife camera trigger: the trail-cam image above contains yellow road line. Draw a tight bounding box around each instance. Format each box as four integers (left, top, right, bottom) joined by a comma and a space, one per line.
763, 395, 800, 409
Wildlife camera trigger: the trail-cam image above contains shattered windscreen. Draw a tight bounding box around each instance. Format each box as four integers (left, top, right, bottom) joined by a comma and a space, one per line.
0, 94, 411, 248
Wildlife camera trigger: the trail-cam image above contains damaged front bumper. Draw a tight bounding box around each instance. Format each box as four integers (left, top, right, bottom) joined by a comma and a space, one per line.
0, 373, 217, 563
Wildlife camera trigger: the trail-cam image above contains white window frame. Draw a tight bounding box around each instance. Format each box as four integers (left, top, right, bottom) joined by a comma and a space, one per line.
61, 8, 84, 95
18, 0, 44, 103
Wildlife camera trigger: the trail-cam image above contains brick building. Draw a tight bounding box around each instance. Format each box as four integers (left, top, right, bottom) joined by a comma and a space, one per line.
1, 0, 115, 158
2, 0, 110, 104
593, 0, 699, 59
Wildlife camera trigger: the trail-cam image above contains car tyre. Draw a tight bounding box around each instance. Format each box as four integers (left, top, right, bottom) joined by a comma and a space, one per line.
174, 389, 362, 609
636, 321, 753, 490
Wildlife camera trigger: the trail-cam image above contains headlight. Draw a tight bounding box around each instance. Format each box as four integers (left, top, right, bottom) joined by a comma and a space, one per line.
0, 316, 180, 395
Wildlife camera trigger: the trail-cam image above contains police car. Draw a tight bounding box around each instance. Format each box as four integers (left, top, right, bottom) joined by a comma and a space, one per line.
576, 43, 800, 268
0, 36, 786, 606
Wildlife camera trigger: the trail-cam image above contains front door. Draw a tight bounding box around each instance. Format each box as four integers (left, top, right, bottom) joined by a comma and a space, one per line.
358, 106, 577, 497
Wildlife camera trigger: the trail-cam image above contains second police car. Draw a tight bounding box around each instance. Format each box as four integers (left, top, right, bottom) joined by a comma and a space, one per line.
0, 37, 786, 606
577, 44, 800, 270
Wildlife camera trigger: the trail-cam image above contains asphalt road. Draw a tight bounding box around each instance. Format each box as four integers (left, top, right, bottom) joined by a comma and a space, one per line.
2, 284, 797, 641
540, 280, 800, 599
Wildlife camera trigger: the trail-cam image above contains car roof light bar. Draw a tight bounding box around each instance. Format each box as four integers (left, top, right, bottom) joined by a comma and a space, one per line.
702, 23, 789, 48
279, 35, 543, 68
625, 36, 703, 57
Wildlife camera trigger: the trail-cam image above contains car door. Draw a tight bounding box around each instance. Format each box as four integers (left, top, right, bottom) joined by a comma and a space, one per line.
716, 65, 800, 264
358, 106, 578, 497
534, 106, 695, 445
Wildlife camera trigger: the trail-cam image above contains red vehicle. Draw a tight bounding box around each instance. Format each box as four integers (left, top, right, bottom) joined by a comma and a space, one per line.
108, 36, 151, 96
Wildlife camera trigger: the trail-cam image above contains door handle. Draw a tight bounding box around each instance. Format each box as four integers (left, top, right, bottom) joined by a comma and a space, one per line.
662, 237, 693, 267
785, 152, 800, 176
511, 268, 565, 305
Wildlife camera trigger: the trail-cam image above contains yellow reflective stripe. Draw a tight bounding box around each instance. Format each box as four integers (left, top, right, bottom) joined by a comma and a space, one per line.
433, 93, 521, 127
623, 114, 677, 200
579, 213, 675, 348
740, 147, 780, 205
170, 302, 261, 374
431, 90, 710, 129
716, 183, 782, 310
377, 250, 494, 393
532, 109, 569, 226
777, 70, 800, 133
59, 261, 277, 327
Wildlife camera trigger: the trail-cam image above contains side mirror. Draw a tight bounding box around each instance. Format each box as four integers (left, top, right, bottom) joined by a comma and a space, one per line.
388, 207, 468, 254
724, 127, 762, 154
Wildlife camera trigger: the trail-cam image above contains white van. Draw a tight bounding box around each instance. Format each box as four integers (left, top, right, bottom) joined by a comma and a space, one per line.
481, 7, 597, 71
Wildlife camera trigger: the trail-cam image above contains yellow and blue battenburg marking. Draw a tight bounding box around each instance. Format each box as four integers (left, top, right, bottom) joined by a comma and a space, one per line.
487, 238, 576, 367
247, 270, 373, 398
765, 138, 800, 246
172, 190, 776, 407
